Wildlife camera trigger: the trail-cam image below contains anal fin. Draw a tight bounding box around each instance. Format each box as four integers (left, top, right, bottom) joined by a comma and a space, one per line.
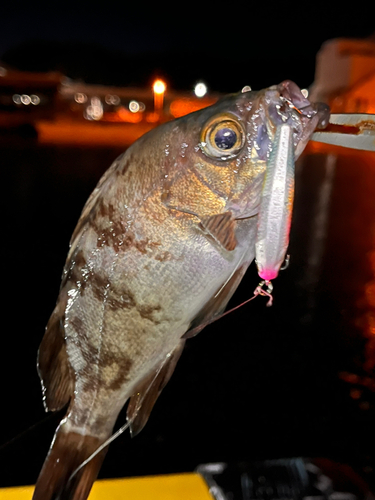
199, 211, 237, 251
127, 341, 185, 437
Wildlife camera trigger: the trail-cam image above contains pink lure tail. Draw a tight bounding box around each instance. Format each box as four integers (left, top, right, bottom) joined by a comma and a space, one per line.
32, 426, 108, 500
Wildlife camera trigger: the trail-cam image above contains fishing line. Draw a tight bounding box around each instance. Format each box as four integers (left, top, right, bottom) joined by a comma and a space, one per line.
0, 411, 58, 453
186, 280, 273, 338
67, 420, 133, 482
214, 249, 247, 299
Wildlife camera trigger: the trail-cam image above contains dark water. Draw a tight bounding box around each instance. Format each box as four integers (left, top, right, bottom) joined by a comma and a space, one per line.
0, 138, 374, 490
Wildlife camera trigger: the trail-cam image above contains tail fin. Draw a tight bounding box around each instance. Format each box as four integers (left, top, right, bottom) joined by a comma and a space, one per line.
32, 427, 108, 500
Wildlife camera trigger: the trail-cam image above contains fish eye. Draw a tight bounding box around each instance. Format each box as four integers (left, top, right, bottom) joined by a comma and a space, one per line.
201, 114, 245, 159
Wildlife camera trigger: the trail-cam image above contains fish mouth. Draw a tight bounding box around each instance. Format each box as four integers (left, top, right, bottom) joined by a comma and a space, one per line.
277, 80, 330, 127
263, 80, 330, 157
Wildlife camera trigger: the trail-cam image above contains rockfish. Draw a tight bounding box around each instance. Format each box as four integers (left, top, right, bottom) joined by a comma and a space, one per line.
33, 81, 329, 500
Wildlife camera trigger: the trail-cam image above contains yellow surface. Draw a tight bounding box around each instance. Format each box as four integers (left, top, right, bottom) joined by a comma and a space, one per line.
0, 472, 213, 500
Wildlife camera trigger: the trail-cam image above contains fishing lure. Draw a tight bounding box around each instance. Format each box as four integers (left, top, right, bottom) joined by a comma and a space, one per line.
255, 123, 295, 304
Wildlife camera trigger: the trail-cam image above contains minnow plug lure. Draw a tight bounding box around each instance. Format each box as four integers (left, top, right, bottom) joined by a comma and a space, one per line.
255, 123, 295, 303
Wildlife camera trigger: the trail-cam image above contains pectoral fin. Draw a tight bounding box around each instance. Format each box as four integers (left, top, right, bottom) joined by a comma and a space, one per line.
127, 341, 185, 436
199, 211, 237, 251
183, 262, 249, 339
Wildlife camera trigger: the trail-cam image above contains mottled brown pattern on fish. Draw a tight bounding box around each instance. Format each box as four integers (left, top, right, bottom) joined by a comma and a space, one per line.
64, 269, 83, 292
101, 349, 133, 372
119, 153, 133, 175
65, 256, 164, 323
81, 350, 134, 394
61, 250, 88, 289
80, 340, 100, 367
73, 249, 88, 269
154, 250, 173, 262
88, 209, 164, 255
106, 356, 134, 391
97, 199, 115, 219
137, 304, 162, 322
64, 269, 106, 301
122, 232, 161, 254
87, 273, 108, 302
70, 316, 85, 337
90, 221, 125, 253
108, 289, 137, 312
84, 273, 136, 312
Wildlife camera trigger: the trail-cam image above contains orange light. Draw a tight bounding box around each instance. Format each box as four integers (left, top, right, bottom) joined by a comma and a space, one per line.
169, 97, 218, 118
153, 80, 166, 118
153, 80, 166, 94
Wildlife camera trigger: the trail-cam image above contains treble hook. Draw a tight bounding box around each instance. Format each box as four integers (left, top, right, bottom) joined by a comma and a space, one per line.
254, 279, 274, 307
280, 254, 290, 271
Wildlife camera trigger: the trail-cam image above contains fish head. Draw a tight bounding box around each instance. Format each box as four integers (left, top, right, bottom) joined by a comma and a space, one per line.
160, 80, 329, 220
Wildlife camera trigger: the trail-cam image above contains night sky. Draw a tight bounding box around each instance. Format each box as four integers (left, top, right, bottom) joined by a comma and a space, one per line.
1, 3, 374, 92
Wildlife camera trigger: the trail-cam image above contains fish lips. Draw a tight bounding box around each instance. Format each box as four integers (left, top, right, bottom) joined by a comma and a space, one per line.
263, 80, 330, 158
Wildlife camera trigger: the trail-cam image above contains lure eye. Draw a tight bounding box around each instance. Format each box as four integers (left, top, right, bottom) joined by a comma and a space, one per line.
201, 114, 245, 159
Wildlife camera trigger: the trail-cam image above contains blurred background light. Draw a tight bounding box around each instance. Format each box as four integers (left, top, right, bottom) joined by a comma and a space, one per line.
129, 100, 140, 113
21, 94, 31, 105
153, 80, 166, 116
30, 94, 40, 105
12, 94, 21, 104
153, 80, 166, 95
85, 96, 103, 120
105, 94, 120, 105
194, 82, 207, 97
74, 92, 87, 104
169, 97, 217, 118
12, 94, 40, 105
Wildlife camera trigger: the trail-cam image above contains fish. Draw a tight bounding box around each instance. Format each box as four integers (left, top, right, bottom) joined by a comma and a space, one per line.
32, 80, 329, 500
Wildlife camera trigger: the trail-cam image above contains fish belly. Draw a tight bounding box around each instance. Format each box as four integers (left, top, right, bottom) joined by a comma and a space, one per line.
62, 212, 256, 436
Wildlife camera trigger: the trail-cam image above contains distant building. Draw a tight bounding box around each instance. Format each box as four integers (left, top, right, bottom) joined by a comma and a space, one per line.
0, 63, 219, 145
0, 63, 219, 126
310, 37, 375, 113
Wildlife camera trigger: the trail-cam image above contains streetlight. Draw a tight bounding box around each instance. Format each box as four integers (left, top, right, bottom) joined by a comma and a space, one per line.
153, 79, 166, 117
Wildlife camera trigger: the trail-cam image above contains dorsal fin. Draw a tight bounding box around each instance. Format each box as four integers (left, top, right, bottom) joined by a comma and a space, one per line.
127, 341, 185, 436
199, 211, 237, 251
37, 293, 74, 412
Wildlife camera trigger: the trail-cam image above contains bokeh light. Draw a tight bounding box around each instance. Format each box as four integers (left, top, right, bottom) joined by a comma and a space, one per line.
153, 80, 166, 94
194, 82, 207, 97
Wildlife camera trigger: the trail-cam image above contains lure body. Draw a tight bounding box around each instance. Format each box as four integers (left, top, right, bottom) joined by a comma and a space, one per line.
255, 123, 295, 281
